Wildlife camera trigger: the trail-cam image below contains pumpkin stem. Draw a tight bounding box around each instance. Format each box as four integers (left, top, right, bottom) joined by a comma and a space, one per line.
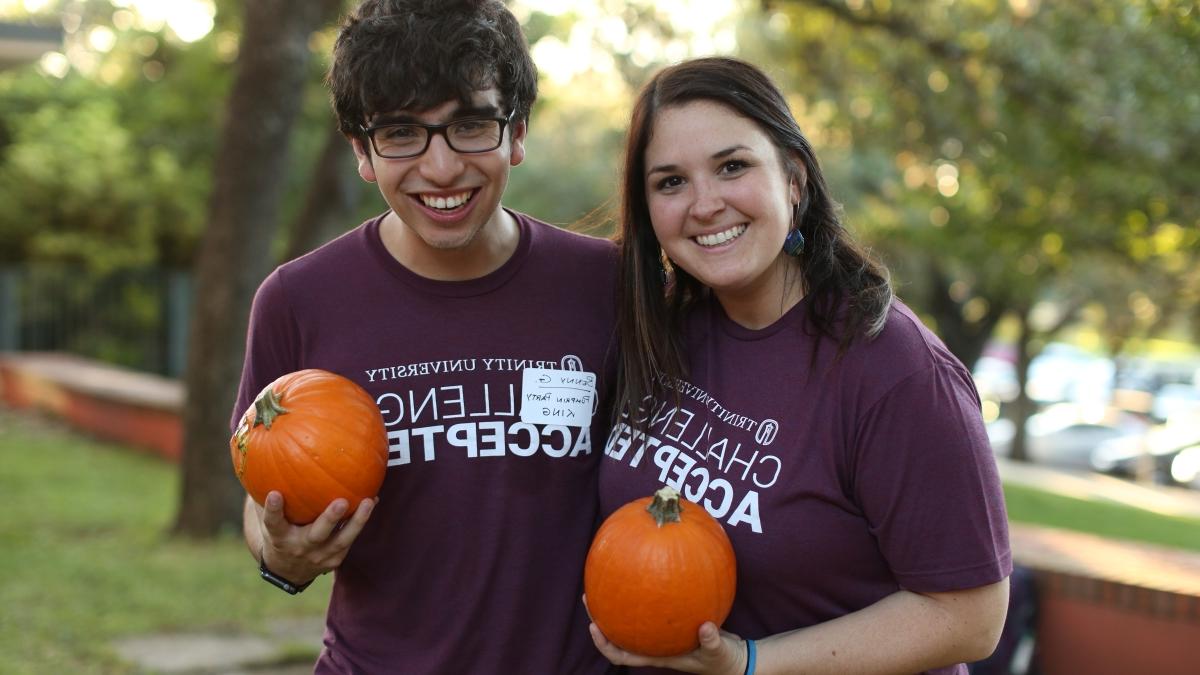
253, 387, 289, 430
646, 486, 684, 527
232, 419, 250, 477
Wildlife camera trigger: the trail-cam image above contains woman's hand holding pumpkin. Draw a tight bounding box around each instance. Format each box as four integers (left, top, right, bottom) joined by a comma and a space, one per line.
257, 490, 377, 584
588, 620, 748, 675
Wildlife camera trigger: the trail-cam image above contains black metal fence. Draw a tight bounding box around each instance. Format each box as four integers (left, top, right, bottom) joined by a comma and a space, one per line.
0, 265, 191, 377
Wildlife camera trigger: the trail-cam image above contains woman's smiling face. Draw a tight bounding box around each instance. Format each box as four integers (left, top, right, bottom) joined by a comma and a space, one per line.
644, 100, 799, 308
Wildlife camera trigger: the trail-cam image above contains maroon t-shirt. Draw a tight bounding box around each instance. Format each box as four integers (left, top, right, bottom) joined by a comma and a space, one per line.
599, 296, 1011, 675
234, 211, 618, 674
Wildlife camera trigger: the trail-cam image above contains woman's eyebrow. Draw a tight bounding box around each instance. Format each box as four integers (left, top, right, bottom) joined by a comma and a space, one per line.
712, 144, 750, 159
646, 145, 751, 176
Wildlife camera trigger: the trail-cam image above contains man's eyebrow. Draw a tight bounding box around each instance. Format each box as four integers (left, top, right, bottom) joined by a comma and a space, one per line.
453, 104, 503, 118
370, 105, 502, 126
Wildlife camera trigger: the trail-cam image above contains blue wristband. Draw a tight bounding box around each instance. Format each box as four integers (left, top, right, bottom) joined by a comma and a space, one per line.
744, 638, 757, 675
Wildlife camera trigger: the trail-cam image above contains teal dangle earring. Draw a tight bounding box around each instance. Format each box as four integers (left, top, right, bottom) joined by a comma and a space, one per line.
783, 196, 806, 256
783, 228, 805, 256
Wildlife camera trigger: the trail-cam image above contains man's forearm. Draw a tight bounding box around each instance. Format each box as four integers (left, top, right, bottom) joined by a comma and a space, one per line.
243, 495, 264, 562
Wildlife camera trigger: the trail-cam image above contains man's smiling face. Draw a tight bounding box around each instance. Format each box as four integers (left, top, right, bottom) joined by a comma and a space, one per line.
354, 87, 526, 256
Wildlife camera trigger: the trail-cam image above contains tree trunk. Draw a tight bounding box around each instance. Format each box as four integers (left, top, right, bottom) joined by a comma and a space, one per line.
925, 261, 1008, 371
174, 0, 341, 538
283, 123, 364, 262
1008, 308, 1035, 463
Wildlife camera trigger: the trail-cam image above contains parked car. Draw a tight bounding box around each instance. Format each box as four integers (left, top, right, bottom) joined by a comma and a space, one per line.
973, 355, 1020, 404
1090, 417, 1200, 482
972, 342, 1116, 407
1169, 444, 1200, 489
1150, 382, 1200, 423
1025, 343, 1114, 405
990, 403, 1149, 471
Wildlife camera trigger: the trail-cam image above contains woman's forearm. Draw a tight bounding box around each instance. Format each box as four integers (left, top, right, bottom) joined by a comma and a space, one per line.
754, 579, 1010, 675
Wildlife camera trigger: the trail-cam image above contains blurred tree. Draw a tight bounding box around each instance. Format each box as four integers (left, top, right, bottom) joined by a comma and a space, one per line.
281, 123, 363, 261
0, 0, 357, 269
503, 1, 679, 231
0, 95, 169, 271
744, 0, 1199, 460
750, 0, 1199, 358
506, 72, 630, 233
174, 0, 343, 538
0, 2, 232, 373
274, 7, 382, 261
0, 8, 227, 271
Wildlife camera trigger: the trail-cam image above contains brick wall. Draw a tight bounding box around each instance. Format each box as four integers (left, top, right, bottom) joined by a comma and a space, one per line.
1012, 524, 1200, 675
0, 352, 183, 460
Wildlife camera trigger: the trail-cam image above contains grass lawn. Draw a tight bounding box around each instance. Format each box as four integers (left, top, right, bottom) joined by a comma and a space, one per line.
0, 410, 329, 673
1003, 481, 1200, 553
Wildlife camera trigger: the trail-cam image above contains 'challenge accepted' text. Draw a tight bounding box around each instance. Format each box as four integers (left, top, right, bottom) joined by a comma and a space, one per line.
376, 382, 593, 466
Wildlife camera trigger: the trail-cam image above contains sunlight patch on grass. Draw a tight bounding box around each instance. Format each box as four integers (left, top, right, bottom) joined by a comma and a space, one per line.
1004, 482, 1200, 552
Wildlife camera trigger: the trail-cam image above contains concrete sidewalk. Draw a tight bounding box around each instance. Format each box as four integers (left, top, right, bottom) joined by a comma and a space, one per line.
112, 617, 325, 674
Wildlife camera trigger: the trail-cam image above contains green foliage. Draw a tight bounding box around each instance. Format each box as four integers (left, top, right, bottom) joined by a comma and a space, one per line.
0, 412, 328, 672
506, 77, 628, 232
0, 27, 227, 271
0, 94, 161, 271
0, 1, 344, 271
748, 0, 1200, 353
1, 0, 1196, 369
506, 0, 712, 233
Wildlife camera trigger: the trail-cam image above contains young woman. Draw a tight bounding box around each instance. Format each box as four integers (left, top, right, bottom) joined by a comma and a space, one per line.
594, 57, 1012, 675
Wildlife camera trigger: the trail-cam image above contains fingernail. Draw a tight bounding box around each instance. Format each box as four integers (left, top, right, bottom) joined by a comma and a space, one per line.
266, 492, 281, 508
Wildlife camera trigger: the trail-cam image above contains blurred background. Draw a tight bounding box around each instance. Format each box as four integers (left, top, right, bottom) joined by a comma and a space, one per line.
0, 0, 1197, 673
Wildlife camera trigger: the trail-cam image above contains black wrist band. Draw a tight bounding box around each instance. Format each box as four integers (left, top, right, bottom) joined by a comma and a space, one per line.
259, 552, 313, 595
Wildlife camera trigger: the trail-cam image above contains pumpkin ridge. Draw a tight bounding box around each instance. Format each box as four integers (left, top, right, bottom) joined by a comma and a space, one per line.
247, 412, 332, 521
289, 393, 379, 468
301, 403, 384, 439
272, 385, 383, 440
263, 428, 328, 522
295, 443, 379, 503
292, 409, 386, 487
285, 397, 385, 443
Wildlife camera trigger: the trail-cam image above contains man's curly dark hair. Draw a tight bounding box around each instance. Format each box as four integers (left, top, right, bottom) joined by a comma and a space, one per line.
328, 0, 537, 141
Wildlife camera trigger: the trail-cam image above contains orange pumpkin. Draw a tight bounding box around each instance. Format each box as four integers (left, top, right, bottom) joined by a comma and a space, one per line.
584, 486, 737, 656
230, 369, 388, 525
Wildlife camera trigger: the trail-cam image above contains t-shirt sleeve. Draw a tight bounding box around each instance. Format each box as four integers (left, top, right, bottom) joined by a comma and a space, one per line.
851, 360, 1012, 592
229, 268, 302, 433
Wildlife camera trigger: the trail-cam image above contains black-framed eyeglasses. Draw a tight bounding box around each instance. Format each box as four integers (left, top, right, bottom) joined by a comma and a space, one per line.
360, 109, 517, 159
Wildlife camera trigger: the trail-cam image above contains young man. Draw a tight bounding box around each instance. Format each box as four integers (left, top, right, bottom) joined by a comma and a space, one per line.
234, 1, 618, 672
